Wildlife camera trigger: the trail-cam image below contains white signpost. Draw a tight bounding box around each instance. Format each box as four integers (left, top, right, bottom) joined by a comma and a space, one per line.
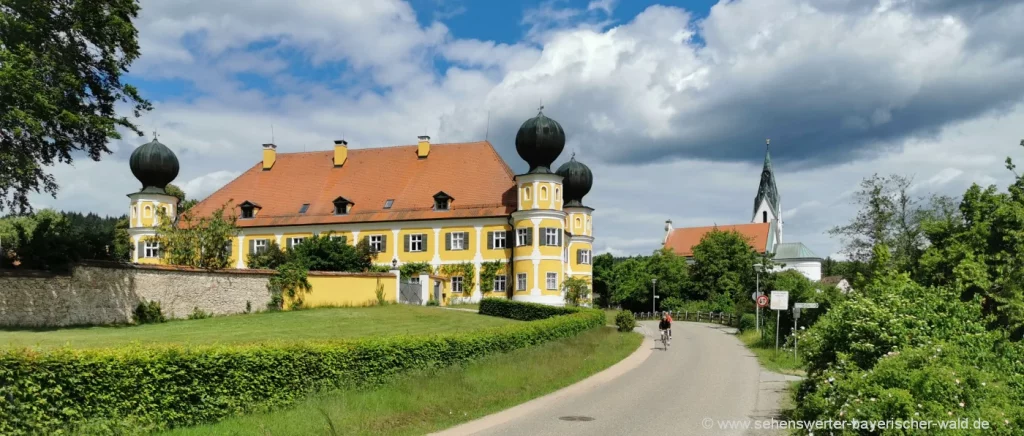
792, 302, 819, 358
770, 291, 789, 352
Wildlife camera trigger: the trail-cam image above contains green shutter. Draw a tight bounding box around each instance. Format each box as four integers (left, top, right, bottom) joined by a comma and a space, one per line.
487, 231, 494, 250
462, 232, 470, 250
342, 236, 348, 244
137, 241, 144, 257
381, 234, 388, 252
526, 229, 533, 246
404, 235, 410, 252
445, 233, 452, 251
576, 249, 581, 264
422, 234, 428, 252
249, 239, 255, 254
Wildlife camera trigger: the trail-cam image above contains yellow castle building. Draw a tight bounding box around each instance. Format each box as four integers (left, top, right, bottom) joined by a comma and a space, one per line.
124, 110, 595, 306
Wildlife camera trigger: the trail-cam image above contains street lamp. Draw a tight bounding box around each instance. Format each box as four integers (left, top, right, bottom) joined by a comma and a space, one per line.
392, 258, 398, 269
754, 263, 763, 334
652, 278, 658, 314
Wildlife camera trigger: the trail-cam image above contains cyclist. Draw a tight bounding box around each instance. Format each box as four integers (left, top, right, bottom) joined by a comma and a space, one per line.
658, 313, 672, 345
665, 312, 673, 339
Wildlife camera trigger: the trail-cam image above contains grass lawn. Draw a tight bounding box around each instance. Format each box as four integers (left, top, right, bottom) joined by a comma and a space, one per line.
164, 327, 642, 436
0, 305, 515, 350
737, 329, 806, 376
446, 303, 479, 310
603, 309, 620, 326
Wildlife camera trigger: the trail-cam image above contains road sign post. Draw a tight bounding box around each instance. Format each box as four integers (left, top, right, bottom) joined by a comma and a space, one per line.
770, 291, 789, 352
792, 303, 818, 359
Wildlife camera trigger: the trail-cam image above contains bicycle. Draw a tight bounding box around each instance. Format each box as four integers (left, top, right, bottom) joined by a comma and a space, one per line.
660, 328, 670, 350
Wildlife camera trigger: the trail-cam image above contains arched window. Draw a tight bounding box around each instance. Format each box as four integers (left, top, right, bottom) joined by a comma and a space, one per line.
131, 206, 137, 218
143, 205, 152, 218
575, 217, 582, 228
763, 211, 768, 223
555, 188, 560, 200
540, 186, 548, 200
524, 186, 531, 201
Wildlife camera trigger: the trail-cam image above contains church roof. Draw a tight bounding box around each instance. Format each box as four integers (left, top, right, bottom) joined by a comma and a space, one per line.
820, 276, 847, 286
186, 141, 517, 227
663, 222, 771, 257
752, 145, 780, 219
773, 242, 820, 260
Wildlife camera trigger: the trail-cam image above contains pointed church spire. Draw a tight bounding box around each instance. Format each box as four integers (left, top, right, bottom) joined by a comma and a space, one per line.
752, 139, 780, 220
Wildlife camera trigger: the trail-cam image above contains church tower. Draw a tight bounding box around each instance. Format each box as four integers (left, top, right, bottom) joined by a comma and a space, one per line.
752, 139, 782, 245
127, 135, 180, 264
557, 154, 594, 293
511, 108, 569, 305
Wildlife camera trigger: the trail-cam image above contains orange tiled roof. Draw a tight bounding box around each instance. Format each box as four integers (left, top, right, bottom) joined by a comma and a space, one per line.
185, 141, 517, 228
663, 222, 770, 257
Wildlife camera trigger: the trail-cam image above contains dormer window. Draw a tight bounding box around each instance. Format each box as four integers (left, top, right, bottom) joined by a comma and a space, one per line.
333, 196, 353, 215
239, 201, 260, 219
433, 191, 453, 211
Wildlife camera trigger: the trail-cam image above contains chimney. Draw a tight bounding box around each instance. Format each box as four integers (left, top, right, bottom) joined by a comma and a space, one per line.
663, 219, 674, 244
333, 139, 348, 167
262, 143, 277, 170
417, 135, 430, 158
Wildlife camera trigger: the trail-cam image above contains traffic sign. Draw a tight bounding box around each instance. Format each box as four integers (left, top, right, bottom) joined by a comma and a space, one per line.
795, 302, 819, 309
756, 295, 769, 308
770, 291, 789, 311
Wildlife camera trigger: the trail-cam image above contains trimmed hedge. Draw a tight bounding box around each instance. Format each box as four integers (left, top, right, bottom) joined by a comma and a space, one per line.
0, 309, 604, 434
478, 297, 580, 320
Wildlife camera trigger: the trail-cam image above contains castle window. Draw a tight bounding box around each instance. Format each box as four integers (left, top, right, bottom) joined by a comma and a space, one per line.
333, 196, 352, 215
577, 249, 592, 265
433, 191, 453, 211
543, 228, 560, 246
452, 276, 464, 293
516, 228, 531, 246
575, 217, 582, 228
299, 204, 309, 214
763, 211, 768, 223
407, 234, 425, 252
143, 205, 152, 218
546, 272, 558, 290
540, 186, 548, 200
143, 241, 161, 258
239, 201, 260, 219
494, 275, 507, 292
131, 206, 137, 218
449, 232, 466, 250
369, 235, 384, 252
287, 237, 306, 250
523, 187, 531, 201
330, 235, 348, 244
516, 273, 527, 291
250, 239, 268, 254
491, 231, 507, 249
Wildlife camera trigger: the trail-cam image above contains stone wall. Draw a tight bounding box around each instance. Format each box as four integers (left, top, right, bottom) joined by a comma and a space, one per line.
0, 262, 272, 327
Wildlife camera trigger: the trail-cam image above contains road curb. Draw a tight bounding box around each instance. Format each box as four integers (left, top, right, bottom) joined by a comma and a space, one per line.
429, 328, 655, 436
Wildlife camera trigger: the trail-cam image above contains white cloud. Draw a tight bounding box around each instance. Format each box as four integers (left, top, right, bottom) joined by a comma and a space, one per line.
24, 0, 1024, 262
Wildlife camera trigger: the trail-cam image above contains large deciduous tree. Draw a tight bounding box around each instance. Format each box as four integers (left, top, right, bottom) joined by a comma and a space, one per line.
0, 0, 151, 213
154, 205, 239, 269
689, 229, 762, 307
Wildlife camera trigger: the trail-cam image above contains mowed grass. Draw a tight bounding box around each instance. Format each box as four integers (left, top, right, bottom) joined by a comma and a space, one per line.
164, 327, 642, 436
0, 305, 516, 350
446, 303, 479, 310
737, 329, 806, 376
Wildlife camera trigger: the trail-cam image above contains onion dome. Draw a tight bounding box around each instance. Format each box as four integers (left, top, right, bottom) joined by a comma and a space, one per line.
556, 153, 593, 207
515, 108, 565, 174
129, 135, 180, 194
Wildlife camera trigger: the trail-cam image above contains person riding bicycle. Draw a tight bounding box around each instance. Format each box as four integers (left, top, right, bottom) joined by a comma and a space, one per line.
665, 312, 673, 338
658, 314, 672, 344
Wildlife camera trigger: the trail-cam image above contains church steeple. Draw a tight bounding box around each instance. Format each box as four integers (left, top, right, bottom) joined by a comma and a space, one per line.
752, 139, 780, 222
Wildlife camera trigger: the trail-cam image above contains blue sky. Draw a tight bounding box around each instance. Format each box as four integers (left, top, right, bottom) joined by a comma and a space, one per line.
28, 0, 1024, 259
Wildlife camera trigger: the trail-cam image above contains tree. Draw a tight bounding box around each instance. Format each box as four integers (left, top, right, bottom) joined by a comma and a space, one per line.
0, 0, 151, 213
646, 247, 692, 300
607, 257, 652, 311
246, 241, 288, 269
267, 261, 311, 310
7, 210, 80, 271
592, 253, 614, 307
562, 276, 591, 307
828, 174, 927, 272
154, 204, 239, 269
112, 217, 131, 261
165, 183, 197, 213
689, 229, 762, 308
289, 233, 374, 272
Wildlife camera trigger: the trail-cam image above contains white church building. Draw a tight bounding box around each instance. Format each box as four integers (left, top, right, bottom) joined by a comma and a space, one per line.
662, 141, 823, 282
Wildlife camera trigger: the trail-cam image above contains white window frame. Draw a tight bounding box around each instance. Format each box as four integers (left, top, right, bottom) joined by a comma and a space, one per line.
545, 228, 559, 246
254, 239, 268, 253
516, 273, 527, 291
494, 275, 507, 292
546, 272, 558, 290
451, 232, 465, 250
581, 249, 592, 265
410, 234, 424, 252
493, 231, 507, 249
330, 235, 347, 244
370, 235, 383, 252
289, 237, 306, 249
516, 228, 530, 246
452, 276, 464, 293
143, 240, 160, 258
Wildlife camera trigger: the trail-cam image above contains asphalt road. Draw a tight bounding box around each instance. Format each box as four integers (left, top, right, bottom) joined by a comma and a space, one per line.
465, 321, 794, 436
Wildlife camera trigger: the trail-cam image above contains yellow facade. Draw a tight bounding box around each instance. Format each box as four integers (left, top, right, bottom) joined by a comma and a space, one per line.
287, 273, 397, 308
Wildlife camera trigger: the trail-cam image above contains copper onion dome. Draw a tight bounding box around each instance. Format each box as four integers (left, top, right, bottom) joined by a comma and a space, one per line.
515, 108, 565, 174
556, 153, 593, 207
129, 135, 179, 194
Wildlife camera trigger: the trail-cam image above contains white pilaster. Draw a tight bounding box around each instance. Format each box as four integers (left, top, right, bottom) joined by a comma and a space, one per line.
236, 234, 245, 268
392, 229, 400, 263
531, 181, 539, 209
392, 269, 401, 301
132, 234, 141, 262
431, 227, 442, 265
352, 230, 360, 244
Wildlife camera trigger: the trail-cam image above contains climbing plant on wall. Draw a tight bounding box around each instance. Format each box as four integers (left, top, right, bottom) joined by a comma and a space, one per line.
400, 261, 432, 279
439, 262, 475, 293
479, 260, 508, 292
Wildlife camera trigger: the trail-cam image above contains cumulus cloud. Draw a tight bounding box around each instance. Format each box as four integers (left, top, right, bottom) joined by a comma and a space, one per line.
25, 0, 1024, 260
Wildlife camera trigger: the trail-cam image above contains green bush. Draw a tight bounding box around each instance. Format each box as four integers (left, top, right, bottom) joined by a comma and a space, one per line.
615, 311, 637, 332
479, 298, 578, 321
738, 313, 756, 332
188, 307, 212, 320
426, 298, 439, 306
0, 309, 604, 434
133, 301, 165, 324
